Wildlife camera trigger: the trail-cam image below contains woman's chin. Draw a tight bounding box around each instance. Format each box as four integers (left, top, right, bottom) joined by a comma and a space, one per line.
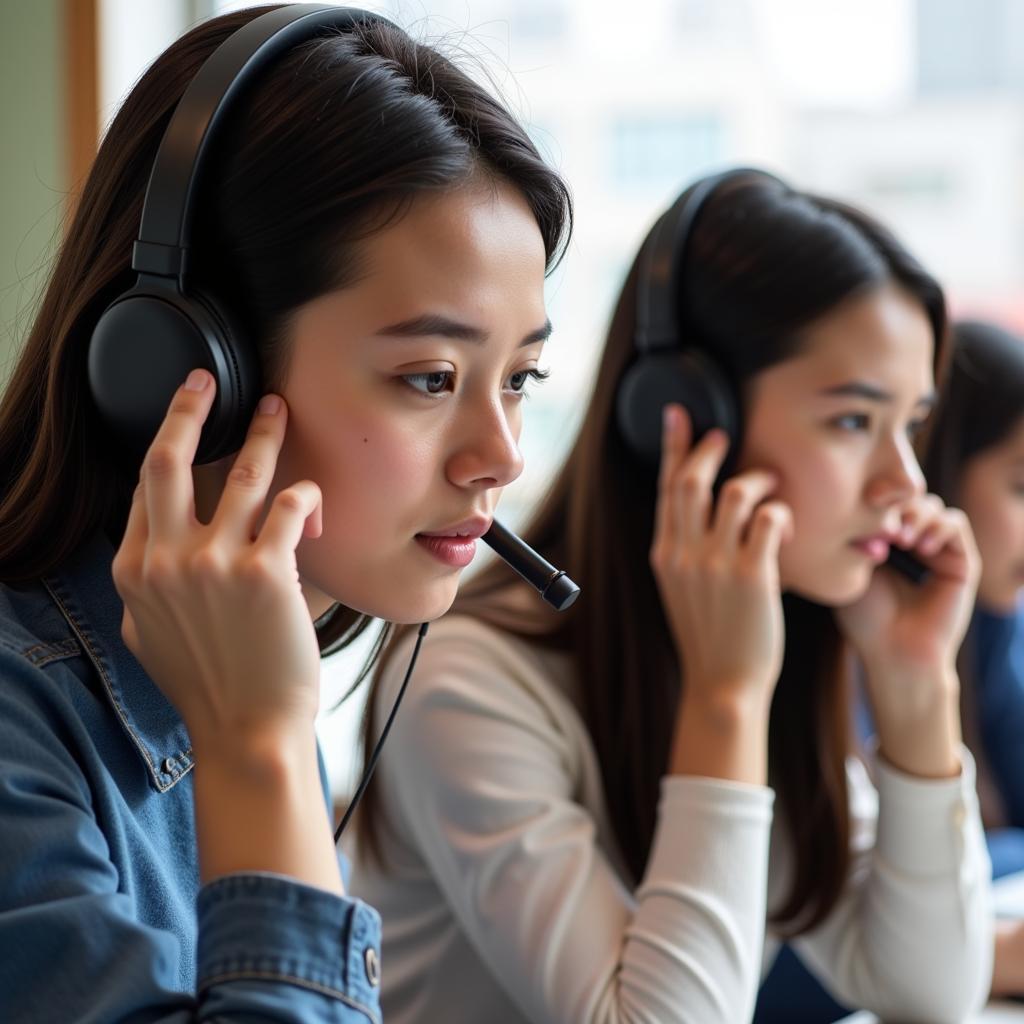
782, 562, 874, 608
359, 578, 461, 625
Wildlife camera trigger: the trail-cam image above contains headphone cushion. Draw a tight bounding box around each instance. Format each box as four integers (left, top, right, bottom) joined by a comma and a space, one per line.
617, 350, 739, 461
88, 286, 260, 463
189, 287, 261, 458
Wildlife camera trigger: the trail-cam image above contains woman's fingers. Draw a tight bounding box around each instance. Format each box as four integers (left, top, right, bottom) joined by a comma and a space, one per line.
657, 405, 692, 492
709, 470, 779, 557
897, 493, 973, 563
915, 507, 977, 577
143, 368, 217, 541
120, 474, 148, 552
112, 372, 211, 591
653, 405, 691, 547
744, 500, 793, 570
672, 428, 730, 548
209, 393, 288, 543
895, 493, 945, 548
256, 480, 323, 560
651, 445, 790, 705
916, 518, 954, 558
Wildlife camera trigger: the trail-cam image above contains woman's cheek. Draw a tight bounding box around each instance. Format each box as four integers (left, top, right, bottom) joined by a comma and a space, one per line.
774, 456, 850, 555
333, 420, 442, 524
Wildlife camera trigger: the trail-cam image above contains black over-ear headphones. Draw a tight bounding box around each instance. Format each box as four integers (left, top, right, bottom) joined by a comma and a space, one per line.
617, 166, 784, 462
88, 4, 390, 465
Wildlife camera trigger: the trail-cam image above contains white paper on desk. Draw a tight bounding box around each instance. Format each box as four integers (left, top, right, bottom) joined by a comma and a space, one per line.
838, 1003, 1024, 1022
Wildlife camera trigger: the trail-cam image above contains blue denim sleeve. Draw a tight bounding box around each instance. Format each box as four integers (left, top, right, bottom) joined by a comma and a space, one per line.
198, 874, 382, 1022
0, 644, 382, 1023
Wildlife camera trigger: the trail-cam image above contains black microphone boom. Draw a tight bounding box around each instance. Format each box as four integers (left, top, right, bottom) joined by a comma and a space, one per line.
481, 520, 580, 611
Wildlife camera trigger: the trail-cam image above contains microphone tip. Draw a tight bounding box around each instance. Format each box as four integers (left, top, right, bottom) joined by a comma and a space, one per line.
543, 572, 581, 612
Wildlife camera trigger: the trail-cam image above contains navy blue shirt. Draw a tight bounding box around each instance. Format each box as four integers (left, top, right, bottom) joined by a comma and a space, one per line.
973, 603, 1024, 828
0, 532, 382, 1022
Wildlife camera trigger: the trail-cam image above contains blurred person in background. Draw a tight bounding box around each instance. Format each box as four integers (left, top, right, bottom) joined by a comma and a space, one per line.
917, 317, 1024, 998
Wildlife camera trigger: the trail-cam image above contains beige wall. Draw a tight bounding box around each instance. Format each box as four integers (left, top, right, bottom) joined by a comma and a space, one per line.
0, 1, 65, 384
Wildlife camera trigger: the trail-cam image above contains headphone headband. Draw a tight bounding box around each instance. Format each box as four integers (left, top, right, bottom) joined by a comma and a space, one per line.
133, 3, 391, 282
619, 166, 786, 463
634, 166, 782, 354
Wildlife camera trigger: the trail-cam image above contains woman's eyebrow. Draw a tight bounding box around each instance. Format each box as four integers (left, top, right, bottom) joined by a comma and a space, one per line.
375, 314, 552, 347
819, 381, 937, 408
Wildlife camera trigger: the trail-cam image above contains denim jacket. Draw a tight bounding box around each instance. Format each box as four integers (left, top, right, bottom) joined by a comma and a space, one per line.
0, 531, 382, 1023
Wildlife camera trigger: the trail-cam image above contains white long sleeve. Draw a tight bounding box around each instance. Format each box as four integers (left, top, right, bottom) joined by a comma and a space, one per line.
348, 615, 992, 1024
772, 746, 993, 1023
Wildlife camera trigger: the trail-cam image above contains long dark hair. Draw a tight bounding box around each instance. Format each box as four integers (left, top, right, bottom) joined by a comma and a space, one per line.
922, 319, 1024, 504
0, 5, 572, 661
921, 319, 1024, 829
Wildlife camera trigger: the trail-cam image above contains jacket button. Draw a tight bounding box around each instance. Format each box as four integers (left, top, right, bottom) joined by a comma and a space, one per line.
364, 946, 380, 987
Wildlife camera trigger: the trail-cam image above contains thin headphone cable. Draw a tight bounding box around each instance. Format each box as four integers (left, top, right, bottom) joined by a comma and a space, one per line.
334, 621, 429, 843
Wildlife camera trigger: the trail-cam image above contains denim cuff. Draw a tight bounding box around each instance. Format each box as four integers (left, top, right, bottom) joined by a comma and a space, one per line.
197, 872, 382, 1022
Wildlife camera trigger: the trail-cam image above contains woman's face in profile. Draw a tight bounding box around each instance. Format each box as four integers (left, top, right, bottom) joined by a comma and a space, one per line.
959, 416, 1024, 613
736, 282, 936, 606
242, 177, 550, 624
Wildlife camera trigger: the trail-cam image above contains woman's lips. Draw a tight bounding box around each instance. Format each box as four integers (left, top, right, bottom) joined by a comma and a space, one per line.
414, 534, 478, 568
850, 536, 891, 563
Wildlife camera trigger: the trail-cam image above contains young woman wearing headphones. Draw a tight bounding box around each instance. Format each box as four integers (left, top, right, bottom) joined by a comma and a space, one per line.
350, 168, 992, 1023
918, 318, 1024, 998
0, 5, 570, 1021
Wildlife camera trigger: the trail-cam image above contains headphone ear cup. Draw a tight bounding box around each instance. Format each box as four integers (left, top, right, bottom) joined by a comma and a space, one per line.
190, 288, 261, 461
88, 284, 261, 465
616, 349, 739, 462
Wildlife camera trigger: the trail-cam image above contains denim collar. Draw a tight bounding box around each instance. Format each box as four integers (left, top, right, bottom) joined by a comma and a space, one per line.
41, 531, 194, 793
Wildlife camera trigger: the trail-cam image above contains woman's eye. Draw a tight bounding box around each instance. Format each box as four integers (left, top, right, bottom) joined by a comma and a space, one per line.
506, 367, 550, 396
403, 370, 454, 395
906, 418, 929, 440
832, 412, 871, 432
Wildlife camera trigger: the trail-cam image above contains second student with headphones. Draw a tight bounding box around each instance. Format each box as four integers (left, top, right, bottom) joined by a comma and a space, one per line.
0, 5, 572, 1021
351, 168, 992, 1022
